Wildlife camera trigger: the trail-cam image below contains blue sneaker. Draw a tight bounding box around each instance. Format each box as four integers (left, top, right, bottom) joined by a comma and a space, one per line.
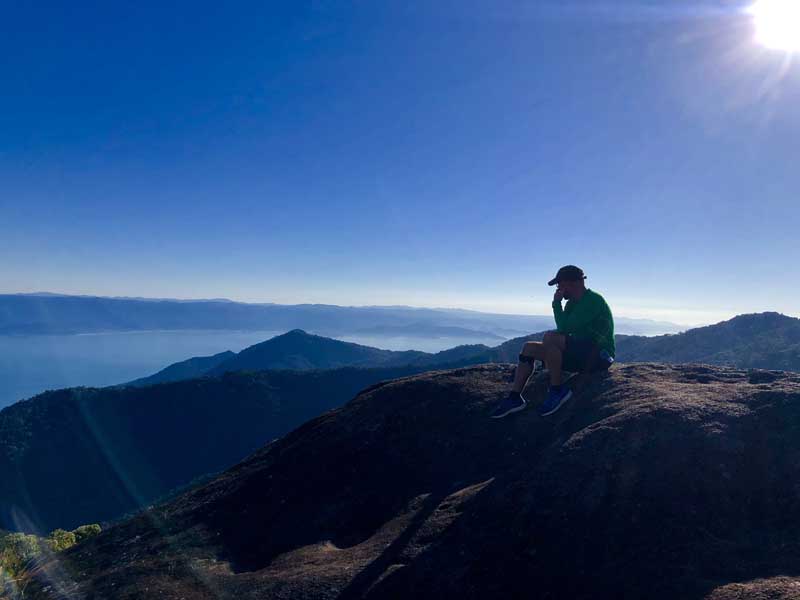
538, 386, 573, 417
490, 393, 527, 419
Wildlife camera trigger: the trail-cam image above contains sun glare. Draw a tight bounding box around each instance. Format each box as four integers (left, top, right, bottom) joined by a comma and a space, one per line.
750, 0, 800, 52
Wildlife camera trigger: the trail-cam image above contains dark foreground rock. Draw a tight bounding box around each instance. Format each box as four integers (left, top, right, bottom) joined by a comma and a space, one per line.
22, 363, 800, 599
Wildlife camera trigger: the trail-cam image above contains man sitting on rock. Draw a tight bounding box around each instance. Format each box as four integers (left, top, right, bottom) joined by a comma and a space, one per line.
491, 265, 615, 419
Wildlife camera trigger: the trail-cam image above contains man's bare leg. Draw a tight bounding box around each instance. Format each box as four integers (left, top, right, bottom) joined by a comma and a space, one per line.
542, 332, 567, 386
511, 341, 546, 393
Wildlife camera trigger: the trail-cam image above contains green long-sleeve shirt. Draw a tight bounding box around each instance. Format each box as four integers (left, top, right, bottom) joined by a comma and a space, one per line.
552, 288, 615, 357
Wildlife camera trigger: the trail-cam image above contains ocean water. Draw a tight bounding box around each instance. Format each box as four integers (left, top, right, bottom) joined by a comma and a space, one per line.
0, 330, 283, 409
0, 330, 504, 409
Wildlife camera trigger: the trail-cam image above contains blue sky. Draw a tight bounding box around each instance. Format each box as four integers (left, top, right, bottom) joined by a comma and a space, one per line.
1, 1, 798, 324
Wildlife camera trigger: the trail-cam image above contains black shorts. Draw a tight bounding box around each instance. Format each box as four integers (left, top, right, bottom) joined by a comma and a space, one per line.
562, 336, 612, 373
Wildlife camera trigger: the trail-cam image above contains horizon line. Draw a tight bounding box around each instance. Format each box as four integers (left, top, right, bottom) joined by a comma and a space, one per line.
3, 289, 790, 329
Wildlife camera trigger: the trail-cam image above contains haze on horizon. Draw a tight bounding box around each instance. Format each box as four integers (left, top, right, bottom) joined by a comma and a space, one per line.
2, 1, 798, 326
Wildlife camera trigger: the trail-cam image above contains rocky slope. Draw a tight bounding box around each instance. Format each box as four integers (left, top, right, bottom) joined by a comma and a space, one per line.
22, 363, 800, 599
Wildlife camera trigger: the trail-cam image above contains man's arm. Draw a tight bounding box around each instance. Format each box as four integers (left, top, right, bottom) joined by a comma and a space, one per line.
552, 289, 567, 331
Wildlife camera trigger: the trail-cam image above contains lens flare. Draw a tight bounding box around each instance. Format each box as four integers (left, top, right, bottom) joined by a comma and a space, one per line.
750, 0, 800, 52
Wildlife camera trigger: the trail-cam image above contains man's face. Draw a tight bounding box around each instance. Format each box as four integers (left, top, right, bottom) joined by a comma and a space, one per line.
558, 280, 579, 300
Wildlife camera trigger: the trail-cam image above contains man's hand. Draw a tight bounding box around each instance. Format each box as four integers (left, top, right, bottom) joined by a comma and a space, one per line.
553, 288, 565, 302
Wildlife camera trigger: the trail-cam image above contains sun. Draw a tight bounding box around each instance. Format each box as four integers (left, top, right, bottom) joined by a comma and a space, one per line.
750, 0, 800, 52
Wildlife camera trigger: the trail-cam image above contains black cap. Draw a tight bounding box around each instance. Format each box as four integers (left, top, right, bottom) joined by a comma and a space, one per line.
548, 265, 586, 286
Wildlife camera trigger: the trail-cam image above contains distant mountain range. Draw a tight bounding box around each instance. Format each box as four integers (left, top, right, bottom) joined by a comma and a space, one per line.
0, 292, 683, 337
129, 313, 800, 388
127, 330, 483, 386
615, 311, 800, 371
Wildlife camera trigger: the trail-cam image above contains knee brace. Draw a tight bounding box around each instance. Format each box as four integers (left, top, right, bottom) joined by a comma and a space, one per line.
518, 353, 536, 366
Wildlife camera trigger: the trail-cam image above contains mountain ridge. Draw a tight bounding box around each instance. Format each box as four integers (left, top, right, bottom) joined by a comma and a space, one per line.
126, 330, 492, 387
208, 329, 427, 374
615, 311, 800, 370
127, 312, 800, 389
127, 350, 236, 386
